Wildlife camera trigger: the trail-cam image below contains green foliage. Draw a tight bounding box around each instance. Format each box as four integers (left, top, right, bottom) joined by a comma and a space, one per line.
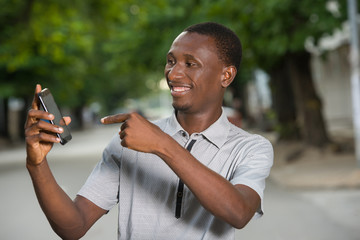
232, 0, 347, 71
0, 0, 348, 114
0, 0, 96, 105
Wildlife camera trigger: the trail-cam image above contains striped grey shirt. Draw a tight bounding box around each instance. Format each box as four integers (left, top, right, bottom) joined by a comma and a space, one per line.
78, 109, 273, 240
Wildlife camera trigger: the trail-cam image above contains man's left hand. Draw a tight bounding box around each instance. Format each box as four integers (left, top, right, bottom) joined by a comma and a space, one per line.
101, 112, 167, 154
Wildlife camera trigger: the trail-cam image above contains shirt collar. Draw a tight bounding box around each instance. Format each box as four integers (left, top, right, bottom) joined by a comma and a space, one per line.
165, 108, 231, 149
165, 112, 184, 137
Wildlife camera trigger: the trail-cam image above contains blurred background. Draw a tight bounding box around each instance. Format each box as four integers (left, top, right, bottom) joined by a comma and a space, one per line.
1, 0, 360, 239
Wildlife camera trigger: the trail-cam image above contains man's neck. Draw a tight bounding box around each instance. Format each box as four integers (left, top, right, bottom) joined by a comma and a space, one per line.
175, 107, 222, 135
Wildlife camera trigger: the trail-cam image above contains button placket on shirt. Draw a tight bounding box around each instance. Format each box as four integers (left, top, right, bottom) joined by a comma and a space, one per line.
175, 131, 204, 219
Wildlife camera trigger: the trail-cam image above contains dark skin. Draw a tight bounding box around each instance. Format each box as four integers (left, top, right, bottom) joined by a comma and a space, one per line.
25, 32, 260, 239
25, 84, 107, 239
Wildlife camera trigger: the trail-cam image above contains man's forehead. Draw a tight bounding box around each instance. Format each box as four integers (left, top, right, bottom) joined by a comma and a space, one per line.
168, 32, 217, 55
173, 31, 192, 43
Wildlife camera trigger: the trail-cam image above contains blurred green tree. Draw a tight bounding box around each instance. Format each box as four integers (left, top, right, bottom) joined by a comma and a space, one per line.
197, 0, 347, 146
0, 0, 349, 147
0, 0, 101, 132
244, 0, 346, 146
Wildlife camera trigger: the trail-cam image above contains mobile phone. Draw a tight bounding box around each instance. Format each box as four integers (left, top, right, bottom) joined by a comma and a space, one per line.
37, 88, 72, 145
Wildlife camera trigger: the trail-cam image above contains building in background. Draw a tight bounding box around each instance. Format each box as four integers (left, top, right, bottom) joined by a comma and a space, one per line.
308, 21, 354, 137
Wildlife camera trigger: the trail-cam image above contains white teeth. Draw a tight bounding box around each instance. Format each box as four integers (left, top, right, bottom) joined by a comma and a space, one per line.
172, 87, 190, 92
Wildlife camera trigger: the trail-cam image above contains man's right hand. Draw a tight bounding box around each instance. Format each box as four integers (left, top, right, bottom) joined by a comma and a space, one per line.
24, 84, 71, 166
24, 85, 105, 239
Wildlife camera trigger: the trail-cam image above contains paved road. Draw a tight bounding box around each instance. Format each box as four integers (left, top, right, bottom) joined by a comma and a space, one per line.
1, 126, 359, 240
237, 181, 360, 240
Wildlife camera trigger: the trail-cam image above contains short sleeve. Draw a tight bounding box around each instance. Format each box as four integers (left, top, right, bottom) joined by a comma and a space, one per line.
230, 136, 273, 217
77, 135, 122, 211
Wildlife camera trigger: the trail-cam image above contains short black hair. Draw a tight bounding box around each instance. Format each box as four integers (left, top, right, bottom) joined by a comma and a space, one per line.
184, 22, 242, 71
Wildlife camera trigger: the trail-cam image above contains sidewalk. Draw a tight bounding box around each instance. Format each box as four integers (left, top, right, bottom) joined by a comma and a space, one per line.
270, 140, 360, 189
1, 126, 360, 189
0, 124, 119, 166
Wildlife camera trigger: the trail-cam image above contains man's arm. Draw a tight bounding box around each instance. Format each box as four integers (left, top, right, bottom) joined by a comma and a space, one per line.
27, 160, 107, 239
25, 84, 107, 239
156, 138, 260, 228
102, 112, 261, 229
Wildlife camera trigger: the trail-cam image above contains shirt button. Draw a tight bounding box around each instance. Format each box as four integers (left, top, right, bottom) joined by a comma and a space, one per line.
181, 131, 186, 137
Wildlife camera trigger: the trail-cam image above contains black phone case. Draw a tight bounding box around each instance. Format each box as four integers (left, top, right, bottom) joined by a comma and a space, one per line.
37, 88, 72, 145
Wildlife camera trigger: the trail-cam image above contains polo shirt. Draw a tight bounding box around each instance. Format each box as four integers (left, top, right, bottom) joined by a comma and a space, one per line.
78, 109, 273, 240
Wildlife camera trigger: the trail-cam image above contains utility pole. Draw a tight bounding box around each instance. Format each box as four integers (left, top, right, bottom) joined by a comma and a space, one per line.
348, 0, 360, 167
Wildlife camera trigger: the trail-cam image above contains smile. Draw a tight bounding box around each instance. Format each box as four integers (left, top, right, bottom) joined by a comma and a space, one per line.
171, 86, 191, 93
168, 81, 192, 97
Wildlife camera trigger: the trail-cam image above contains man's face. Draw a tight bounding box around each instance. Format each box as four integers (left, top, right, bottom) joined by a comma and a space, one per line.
165, 32, 225, 114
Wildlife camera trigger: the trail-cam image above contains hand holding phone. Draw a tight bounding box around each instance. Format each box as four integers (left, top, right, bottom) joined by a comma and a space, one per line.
37, 88, 72, 145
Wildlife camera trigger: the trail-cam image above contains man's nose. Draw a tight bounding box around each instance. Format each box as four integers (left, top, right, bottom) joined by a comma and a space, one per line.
167, 63, 185, 80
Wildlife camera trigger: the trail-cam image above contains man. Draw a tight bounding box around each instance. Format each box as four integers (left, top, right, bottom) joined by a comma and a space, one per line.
25, 22, 273, 239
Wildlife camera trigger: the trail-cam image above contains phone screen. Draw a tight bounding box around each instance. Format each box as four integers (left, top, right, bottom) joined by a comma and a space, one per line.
37, 88, 72, 145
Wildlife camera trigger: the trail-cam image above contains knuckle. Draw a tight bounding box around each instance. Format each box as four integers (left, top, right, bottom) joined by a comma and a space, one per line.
38, 132, 45, 140
128, 112, 139, 119
34, 121, 41, 129
120, 130, 126, 138
28, 109, 37, 117
24, 128, 31, 137
38, 132, 52, 142
25, 135, 38, 146
120, 139, 127, 147
25, 135, 32, 144
37, 120, 47, 129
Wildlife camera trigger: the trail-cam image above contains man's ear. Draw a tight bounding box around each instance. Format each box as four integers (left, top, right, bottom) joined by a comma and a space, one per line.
221, 66, 237, 88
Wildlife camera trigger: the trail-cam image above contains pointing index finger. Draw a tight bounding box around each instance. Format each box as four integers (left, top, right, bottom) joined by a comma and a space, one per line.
101, 113, 130, 125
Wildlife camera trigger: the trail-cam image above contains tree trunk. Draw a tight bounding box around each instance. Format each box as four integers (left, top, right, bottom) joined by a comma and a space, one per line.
286, 51, 330, 146
18, 97, 31, 139
0, 98, 9, 138
269, 59, 300, 140
228, 78, 248, 120
73, 106, 84, 130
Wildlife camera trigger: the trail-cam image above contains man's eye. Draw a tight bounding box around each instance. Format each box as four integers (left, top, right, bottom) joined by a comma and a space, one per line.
186, 62, 196, 67
167, 59, 175, 65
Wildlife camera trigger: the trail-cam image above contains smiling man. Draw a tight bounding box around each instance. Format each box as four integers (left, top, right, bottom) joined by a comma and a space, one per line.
25, 22, 273, 240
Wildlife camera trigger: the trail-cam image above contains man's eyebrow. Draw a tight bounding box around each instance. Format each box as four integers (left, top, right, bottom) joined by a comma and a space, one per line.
166, 52, 198, 61
183, 54, 196, 60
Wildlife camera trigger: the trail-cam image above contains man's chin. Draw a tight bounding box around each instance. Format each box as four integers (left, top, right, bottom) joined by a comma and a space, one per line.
172, 103, 191, 113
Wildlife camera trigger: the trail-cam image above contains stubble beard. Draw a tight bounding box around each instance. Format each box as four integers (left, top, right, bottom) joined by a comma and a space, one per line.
172, 101, 192, 113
